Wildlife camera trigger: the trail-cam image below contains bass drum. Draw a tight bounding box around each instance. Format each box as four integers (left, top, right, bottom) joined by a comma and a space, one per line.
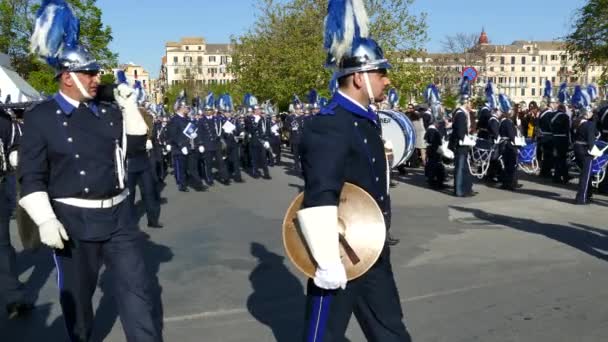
378, 110, 416, 168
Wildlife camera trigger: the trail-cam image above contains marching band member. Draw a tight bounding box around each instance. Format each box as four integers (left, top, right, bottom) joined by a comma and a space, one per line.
219, 94, 245, 183
551, 83, 572, 184
572, 86, 597, 204
497, 94, 521, 190
297, 0, 412, 340
198, 92, 229, 186
449, 76, 476, 197
538, 81, 558, 178
478, 81, 501, 182
166, 95, 192, 192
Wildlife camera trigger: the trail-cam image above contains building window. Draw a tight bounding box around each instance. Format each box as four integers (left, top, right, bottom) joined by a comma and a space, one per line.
500, 56, 505, 65
489, 67, 494, 72
186, 46, 189, 50
209, 56, 216, 62
198, 46, 202, 50
592, 76, 597, 82
532, 56, 536, 62
174, 68, 179, 74
551, 76, 556, 83
197, 67, 202, 73
511, 66, 515, 72
521, 56, 526, 64
532, 77, 536, 84
490, 56, 495, 62
542, 67, 546, 72
561, 55, 567, 61
521, 88, 525, 96
531, 88, 536, 96
173, 56, 178, 63
511, 56, 515, 64
197, 56, 203, 65
521, 67, 525, 72
551, 55, 558, 61
500, 66, 505, 72
552, 66, 556, 71
221, 56, 228, 65
532, 67, 536, 72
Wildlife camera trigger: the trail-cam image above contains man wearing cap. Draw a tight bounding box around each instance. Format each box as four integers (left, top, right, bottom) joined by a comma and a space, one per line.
296, 0, 412, 340
449, 77, 476, 197
166, 102, 193, 192
198, 105, 229, 186
538, 89, 558, 178
245, 105, 271, 179
20, 2, 162, 340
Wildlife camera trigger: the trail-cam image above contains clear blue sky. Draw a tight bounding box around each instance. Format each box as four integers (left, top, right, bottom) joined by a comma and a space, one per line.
98, 0, 586, 78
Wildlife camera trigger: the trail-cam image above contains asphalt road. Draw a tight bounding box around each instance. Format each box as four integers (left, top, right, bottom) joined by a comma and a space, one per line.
3, 155, 608, 342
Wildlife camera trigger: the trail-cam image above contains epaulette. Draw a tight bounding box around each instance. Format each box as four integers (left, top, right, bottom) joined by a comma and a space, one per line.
318, 101, 338, 116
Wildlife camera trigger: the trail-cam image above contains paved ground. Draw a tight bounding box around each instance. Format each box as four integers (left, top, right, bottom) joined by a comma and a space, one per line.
3, 154, 608, 342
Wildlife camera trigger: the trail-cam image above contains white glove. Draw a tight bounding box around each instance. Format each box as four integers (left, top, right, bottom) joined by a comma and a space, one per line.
314, 262, 347, 290
113, 85, 147, 135
145, 139, 153, 151
239, 132, 245, 138
263, 141, 270, 149
39, 218, 69, 250
198, 145, 205, 153
19, 192, 69, 250
190, 132, 198, 139
181, 147, 189, 155
8, 150, 18, 168
166, 145, 172, 152
297, 206, 346, 290
384, 139, 394, 150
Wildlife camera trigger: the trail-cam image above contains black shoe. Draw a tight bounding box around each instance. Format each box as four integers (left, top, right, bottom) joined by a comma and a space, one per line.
235, 178, 244, 183
263, 175, 272, 180
147, 222, 164, 229
6, 302, 34, 319
179, 186, 189, 192
462, 191, 478, 197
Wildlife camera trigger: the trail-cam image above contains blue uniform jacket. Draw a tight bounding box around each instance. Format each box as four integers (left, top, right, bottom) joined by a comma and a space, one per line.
300, 92, 391, 230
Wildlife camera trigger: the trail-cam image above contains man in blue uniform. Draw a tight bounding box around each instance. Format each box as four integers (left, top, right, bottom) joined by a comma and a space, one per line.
449, 77, 476, 197
221, 107, 244, 183
198, 98, 229, 186
0, 107, 33, 319
597, 103, 608, 193
297, 1, 412, 340
572, 87, 597, 204
497, 94, 521, 190
538, 82, 558, 178
166, 101, 192, 192
245, 104, 271, 179
20, 4, 162, 340
551, 104, 572, 184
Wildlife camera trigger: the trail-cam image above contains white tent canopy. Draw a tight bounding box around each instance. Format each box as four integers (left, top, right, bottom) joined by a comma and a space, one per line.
0, 53, 42, 103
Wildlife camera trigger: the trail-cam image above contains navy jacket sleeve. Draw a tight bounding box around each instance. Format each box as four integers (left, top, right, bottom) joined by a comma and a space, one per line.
300, 114, 351, 208
19, 108, 49, 196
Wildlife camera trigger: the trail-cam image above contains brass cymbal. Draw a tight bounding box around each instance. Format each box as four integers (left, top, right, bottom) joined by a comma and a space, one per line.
282, 183, 386, 281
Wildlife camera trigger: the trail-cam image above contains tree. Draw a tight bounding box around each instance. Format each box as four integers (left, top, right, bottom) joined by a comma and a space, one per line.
100, 73, 115, 85
0, 0, 117, 92
230, 0, 428, 110
564, 0, 608, 81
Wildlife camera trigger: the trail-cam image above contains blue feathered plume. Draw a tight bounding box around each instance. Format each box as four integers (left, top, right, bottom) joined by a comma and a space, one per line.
292, 94, 301, 106
324, 0, 369, 63
223, 93, 233, 111
243, 93, 251, 108
571, 85, 591, 110
543, 80, 553, 99
558, 83, 570, 104
498, 94, 512, 113
587, 84, 598, 102
424, 84, 440, 105
388, 88, 399, 107
485, 80, 498, 109
308, 89, 318, 105
329, 73, 338, 94
133, 80, 145, 103
30, 0, 80, 66
459, 76, 471, 97
116, 70, 128, 84
205, 92, 215, 109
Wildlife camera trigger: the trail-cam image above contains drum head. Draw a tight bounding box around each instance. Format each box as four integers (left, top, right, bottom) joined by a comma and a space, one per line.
379, 110, 416, 167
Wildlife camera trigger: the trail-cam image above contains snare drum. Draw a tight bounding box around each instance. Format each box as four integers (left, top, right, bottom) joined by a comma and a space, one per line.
378, 110, 416, 168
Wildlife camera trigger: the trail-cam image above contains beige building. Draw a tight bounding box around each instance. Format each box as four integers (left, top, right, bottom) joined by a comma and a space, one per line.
406, 30, 607, 104
163, 37, 235, 88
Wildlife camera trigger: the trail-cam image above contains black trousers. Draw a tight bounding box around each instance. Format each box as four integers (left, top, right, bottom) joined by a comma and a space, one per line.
0, 177, 25, 304
151, 153, 169, 183
53, 231, 162, 342
553, 138, 570, 182
186, 151, 203, 187
172, 154, 187, 189
226, 145, 243, 181
303, 247, 411, 342
291, 142, 301, 171
249, 143, 269, 177
575, 147, 593, 204
127, 167, 161, 225
424, 152, 445, 187
500, 144, 519, 189
202, 149, 228, 184
539, 139, 555, 178
453, 148, 473, 196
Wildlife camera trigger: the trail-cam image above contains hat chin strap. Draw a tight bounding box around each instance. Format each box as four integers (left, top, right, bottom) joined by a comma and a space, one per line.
69, 72, 93, 100
362, 72, 375, 106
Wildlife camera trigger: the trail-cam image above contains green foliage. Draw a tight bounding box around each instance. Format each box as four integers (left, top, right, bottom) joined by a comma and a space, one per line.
230, 0, 428, 110
0, 0, 117, 94
565, 0, 608, 80
100, 73, 115, 85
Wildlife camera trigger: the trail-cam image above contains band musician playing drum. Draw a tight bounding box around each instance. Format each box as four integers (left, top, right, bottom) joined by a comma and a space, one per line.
295, 0, 412, 340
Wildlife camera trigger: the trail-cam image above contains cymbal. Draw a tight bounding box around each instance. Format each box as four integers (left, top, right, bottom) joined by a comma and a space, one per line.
282, 183, 386, 281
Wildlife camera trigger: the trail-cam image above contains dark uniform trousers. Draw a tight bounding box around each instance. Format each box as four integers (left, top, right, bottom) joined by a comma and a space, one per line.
453, 147, 473, 196
425, 151, 445, 187
225, 140, 243, 181
202, 148, 228, 184
249, 142, 270, 177
51, 200, 162, 342
304, 246, 411, 342
172, 153, 188, 189
127, 155, 161, 225
574, 146, 593, 204
186, 149, 204, 187
0, 176, 25, 305
553, 137, 570, 183
269, 135, 282, 166
500, 143, 519, 189
539, 137, 555, 178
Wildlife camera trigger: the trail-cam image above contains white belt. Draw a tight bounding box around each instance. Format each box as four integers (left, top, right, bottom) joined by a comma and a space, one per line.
54, 189, 130, 209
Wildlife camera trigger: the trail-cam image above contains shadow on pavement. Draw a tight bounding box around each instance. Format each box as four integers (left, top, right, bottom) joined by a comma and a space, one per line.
451, 206, 608, 262
246, 242, 306, 342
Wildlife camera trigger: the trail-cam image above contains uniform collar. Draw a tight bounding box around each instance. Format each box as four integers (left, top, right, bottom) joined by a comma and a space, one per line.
54, 91, 99, 117
322, 91, 378, 125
